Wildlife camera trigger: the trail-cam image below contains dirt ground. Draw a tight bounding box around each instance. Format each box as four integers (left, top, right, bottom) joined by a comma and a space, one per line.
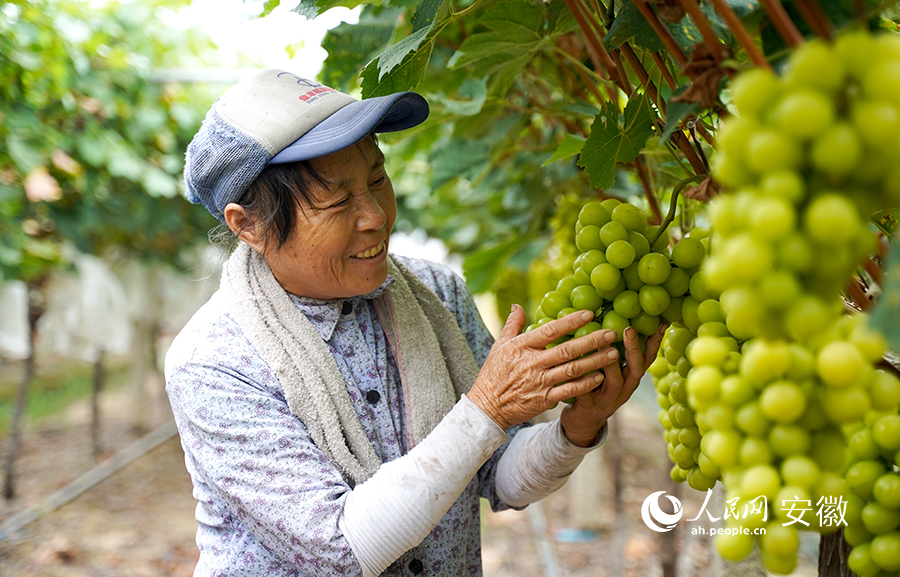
0, 376, 821, 577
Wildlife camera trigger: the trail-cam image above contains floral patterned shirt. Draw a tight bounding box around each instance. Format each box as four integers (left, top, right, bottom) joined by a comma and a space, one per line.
165, 255, 524, 577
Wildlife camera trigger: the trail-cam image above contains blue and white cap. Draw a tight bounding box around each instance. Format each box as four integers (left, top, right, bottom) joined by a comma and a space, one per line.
184, 70, 429, 221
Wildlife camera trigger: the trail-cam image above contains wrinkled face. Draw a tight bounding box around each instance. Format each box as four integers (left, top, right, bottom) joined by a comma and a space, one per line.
260, 140, 396, 300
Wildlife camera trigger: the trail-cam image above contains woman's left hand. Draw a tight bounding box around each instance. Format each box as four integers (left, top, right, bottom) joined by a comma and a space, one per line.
559, 323, 666, 447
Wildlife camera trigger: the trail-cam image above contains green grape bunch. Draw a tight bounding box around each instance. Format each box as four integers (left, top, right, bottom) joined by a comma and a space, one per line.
527, 198, 701, 352
649, 26, 900, 575
707, 29, 900, 342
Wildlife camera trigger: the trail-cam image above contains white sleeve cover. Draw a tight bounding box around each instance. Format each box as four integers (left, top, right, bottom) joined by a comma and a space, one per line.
338, 394, 508, 577
494, 419, 608, 508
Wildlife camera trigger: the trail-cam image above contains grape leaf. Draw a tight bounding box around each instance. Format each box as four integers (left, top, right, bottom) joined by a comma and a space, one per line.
290, 0, 370, 20
603, 0, 701, 55
361, 41, 434, 97
449, 0, 545, 75
321, 7, 400, 91
543, 134, 587, 167
577, 93, 656, 190
359, 0, 450, 96
376, 27, 432, 78
411, 0, 445, 32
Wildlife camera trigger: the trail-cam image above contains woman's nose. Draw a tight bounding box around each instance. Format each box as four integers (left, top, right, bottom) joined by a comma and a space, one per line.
356, 191, 388, 230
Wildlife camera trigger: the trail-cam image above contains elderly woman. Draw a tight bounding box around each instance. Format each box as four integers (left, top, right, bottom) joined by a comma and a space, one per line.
165, 70, 664, 577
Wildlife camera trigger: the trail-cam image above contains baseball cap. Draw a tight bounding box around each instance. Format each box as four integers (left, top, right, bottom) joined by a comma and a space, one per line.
184, 69, 429, 221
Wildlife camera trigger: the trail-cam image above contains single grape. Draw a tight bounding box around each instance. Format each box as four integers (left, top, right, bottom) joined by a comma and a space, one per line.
762, 523, 800, 557
661, 296, 684, 323
622, 261, 645, 292
628, 231, 651, 260
681, 296, 702, 333
639, 285, 671, 316
611, 203, 647, 232
861, 501, 900, 534
742, 464, 781, 501
746, 129, 801, 173
767, 424, 811, 457
556, 276, 579, 295
816, 340, 866, 388
873, 415, 900, 450
748, 196, 796, 242
870, 532, 900, 571
729, 67, 782, 116
602, 310, 628, 342
672, 237, 705, 269
613, 290, 641, 318
848, 542, 883, 577
606, 240, 636, 269
540, 290, 571, 318
761, 169, 806, 203
599, 221, 628, 246
758, 270, 801, 310
810, 122, 863, 179
736, 401, 771, 437
846, 460, 887, 501
870, 370, 900, 411
591, 262, 622, 293
578, 249, 607, 274
803, 193, 861, 246
576, 224, 604, 252
600, 198, 622, 212
638, 252, 671, 285
740, 436, 773, 465
773, 88, 835, 139
715, 532, 755, 562
873, 473, 900, 509
570, 284, 602, 312
852, 99, 900, 148
578, 201, 611, 227
785, 40, 846, 93
780, 456, 820, 489
661, 267, 690, 297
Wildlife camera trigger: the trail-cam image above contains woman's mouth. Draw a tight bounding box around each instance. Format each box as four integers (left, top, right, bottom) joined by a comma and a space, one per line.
352, 241, 385, 260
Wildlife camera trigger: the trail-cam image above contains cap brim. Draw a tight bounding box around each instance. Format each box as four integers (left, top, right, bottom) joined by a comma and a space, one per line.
269, 92, 429, 164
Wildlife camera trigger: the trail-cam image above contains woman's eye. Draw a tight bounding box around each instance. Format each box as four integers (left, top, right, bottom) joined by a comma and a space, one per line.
371, 176, 387, 187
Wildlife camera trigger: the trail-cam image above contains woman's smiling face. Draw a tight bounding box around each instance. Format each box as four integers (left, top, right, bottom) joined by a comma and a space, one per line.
252, 139, 397, 300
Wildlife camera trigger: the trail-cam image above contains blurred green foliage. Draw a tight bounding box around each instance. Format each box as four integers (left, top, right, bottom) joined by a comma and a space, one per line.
0, 0, 218, 284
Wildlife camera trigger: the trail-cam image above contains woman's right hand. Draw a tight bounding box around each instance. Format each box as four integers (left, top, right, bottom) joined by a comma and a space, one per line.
466, 304, 621, 431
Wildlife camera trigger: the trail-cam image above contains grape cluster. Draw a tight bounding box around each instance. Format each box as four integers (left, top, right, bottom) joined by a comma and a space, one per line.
650, 27, 900, 575
842, 368, 900, 577
707, 30, 900, 340
529, 198, 700, 350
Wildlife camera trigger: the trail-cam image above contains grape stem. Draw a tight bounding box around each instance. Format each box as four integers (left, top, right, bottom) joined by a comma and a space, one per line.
649, 174, 707, 247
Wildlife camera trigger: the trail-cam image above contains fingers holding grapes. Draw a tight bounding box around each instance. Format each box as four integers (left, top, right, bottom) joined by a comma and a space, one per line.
560, 322, 667, 447
467, 305, 623, 431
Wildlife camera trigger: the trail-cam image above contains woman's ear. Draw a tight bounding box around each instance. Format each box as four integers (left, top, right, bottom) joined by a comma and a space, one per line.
223, 203, 265, 253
